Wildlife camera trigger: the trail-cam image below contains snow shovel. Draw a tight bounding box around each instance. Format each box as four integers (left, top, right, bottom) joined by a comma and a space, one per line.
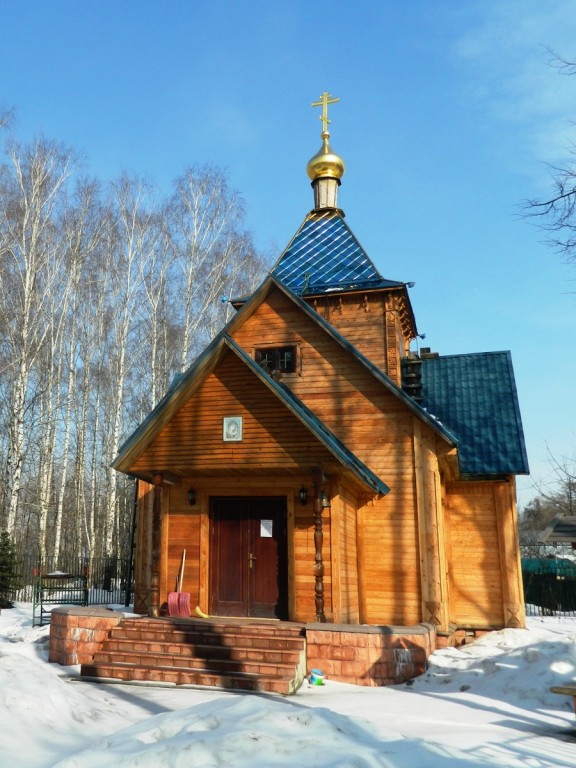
168, 549, 190, 617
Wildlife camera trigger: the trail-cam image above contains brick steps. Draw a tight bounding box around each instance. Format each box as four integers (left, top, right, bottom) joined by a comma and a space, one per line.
80, 616, 306, 695
99, 640, 302, 667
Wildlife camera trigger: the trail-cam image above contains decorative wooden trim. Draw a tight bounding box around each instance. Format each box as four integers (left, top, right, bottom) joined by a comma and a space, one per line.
313, 472, 328, 623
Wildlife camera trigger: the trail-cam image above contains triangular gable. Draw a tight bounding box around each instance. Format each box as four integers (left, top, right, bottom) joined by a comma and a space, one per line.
420, 352, 529, 476
262, 278, 457, 447
272, 209, 404, 295
113, 334, 389, 497
223, 275, 454, 445
114, 274, 455, 478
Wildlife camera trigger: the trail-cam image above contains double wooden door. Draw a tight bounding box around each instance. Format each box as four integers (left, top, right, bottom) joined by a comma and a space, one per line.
209, 497, 288, 619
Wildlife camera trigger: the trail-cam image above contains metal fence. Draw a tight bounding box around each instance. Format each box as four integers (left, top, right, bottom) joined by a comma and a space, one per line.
521, 544, 576, 618
13, 553, 133, 608
10, 547, 576, 620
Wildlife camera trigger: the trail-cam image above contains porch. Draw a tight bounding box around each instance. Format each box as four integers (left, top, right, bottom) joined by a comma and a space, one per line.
48, 607, 435, 694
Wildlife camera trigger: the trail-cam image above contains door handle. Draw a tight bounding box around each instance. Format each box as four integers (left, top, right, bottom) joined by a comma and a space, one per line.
248, 553, 257, 569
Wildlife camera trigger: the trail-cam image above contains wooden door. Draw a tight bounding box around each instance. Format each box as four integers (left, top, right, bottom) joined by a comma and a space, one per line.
209, 497, 288, 619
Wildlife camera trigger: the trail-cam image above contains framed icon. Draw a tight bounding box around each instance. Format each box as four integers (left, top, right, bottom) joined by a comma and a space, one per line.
223, 416, 243, 442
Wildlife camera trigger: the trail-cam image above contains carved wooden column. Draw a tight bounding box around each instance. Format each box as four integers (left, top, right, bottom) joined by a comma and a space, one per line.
313, 479, 328, 623
150, 473, 163, 617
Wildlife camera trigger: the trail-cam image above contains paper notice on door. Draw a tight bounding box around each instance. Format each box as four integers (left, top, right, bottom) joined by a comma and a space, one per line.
260, 519, 273, 538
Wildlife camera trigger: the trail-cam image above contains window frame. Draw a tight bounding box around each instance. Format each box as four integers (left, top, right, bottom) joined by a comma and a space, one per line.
253, 343, 301, 377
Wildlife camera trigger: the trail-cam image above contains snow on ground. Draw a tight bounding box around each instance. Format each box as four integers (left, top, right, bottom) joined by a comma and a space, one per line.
1, 604, 575, 767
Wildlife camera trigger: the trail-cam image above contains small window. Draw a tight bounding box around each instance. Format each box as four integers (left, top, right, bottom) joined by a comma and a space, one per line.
255, 346, 297, 374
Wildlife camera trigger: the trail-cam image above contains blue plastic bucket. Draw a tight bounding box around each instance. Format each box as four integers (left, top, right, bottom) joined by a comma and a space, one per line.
309, 668, 325, 685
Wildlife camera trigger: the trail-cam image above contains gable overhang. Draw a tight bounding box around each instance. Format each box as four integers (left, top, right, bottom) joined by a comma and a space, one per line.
113, 331, 389, 498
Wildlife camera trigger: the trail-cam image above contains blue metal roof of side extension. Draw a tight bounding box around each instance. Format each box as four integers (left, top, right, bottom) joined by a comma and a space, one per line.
420, 351, 529, 476
272, 208, 404, 295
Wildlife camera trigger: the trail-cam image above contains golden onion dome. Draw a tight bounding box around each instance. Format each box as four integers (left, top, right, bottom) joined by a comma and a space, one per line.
306, 130, 345, 181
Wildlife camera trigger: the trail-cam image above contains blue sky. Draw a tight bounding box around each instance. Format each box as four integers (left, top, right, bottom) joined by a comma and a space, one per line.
2, 0, 575, 506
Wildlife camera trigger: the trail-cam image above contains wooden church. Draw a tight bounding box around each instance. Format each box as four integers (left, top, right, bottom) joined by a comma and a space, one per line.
112, 94, 529, 680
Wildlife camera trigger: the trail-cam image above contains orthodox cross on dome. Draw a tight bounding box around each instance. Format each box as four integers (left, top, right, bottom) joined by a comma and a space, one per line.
311, 91, 340, 134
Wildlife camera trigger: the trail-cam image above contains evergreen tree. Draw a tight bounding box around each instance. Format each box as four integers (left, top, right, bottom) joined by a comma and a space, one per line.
0, 531, 20, 608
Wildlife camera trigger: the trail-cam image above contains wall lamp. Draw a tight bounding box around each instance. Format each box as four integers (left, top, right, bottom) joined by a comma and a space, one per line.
299, 487, 308, 506
320, 491, 330, 508
187, 488, 196, 506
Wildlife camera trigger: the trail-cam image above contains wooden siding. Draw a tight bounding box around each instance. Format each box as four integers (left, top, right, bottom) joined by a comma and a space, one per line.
231, 286, 420, 478
446, 481, 505, 628
130, 348, 339, 476
165, 483, 202, 609
494, 479, 526, 628
358, 494, 422, 625
299, 290, 410, 383
232, 287, 428, 626
413, 418, 450, 631
309, 292, 388, 371
330, 478, 360, 623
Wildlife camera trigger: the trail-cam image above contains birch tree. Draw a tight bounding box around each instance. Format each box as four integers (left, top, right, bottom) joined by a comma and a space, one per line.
101, 175, 156, 555
51, 179, 107, 560
0, 129, 270, 564
0, 139, 73, 537
169, 166, 249, 369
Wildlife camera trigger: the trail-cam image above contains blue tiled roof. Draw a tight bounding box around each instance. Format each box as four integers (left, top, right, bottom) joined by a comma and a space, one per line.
420, 352, 529, 476
272, 209, 403, 295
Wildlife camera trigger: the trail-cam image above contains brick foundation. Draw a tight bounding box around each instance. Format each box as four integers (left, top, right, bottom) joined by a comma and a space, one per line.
305, 622, 436, 686
48, 611, 442, 687
48, 607, 125, 666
